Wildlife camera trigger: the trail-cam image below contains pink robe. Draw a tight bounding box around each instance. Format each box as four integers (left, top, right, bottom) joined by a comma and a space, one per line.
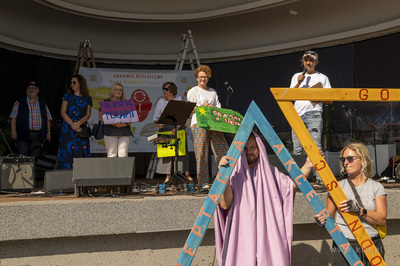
214, 134, 295, 266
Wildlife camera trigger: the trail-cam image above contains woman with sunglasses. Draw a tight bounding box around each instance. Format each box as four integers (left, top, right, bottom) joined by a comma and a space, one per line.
153, 82, 192, 184
187, 65, 228, 191
57, 74, 92, 169
315, 142, 387, 265
99, 83, 132, 157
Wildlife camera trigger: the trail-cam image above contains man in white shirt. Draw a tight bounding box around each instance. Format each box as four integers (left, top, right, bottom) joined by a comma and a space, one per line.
290, 51, 331, 189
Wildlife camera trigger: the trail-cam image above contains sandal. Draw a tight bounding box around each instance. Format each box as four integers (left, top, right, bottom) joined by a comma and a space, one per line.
163, 176, 171, 184
186, 175, 193, 182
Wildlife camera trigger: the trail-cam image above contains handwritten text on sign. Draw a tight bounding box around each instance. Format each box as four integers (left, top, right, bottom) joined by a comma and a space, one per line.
100, 100, 139, 124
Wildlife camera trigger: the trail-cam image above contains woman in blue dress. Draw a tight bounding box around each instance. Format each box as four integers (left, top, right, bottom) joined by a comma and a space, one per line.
57, 74, 92, 169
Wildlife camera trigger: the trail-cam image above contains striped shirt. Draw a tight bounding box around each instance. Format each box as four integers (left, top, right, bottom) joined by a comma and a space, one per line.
9, 97, 52, 131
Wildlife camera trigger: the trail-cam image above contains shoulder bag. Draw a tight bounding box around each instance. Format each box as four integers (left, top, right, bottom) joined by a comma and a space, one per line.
78, 124, 92, 138
92, 121, 104, 140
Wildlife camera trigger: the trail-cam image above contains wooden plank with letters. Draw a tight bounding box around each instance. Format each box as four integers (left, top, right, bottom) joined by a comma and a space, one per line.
271, 87, 388, 265
176, 102, 362, 266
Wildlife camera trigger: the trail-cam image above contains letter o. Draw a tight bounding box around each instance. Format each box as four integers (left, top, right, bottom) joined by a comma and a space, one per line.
381, 89, 389, 100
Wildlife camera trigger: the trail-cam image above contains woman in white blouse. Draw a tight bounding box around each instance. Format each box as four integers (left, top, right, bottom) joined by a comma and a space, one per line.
153, 82, 191, 184
187, 65, 228, 190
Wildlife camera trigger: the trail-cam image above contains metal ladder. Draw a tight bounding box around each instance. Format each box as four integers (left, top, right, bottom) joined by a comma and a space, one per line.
146, 30, 201, 180
145, 152, 157, 180
175, 30, 201, 71
74, 39, 96, 74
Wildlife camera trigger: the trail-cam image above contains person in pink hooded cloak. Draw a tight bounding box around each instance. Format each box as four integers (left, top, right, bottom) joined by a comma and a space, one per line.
215, 132, 315, 266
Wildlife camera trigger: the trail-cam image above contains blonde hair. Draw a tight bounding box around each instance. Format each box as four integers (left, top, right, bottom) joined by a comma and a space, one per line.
109, 82, 125, 100
340, 142, 373, 178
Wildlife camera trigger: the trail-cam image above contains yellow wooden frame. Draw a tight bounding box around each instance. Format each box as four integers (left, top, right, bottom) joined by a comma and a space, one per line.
271, 87, 390, 266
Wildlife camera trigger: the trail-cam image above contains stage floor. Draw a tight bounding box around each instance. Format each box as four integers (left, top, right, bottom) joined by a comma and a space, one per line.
1, 174, 399, 204
0, 174, 207, 203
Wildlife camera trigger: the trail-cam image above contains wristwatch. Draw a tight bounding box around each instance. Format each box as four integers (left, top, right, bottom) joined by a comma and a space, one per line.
361, 208, 367, 216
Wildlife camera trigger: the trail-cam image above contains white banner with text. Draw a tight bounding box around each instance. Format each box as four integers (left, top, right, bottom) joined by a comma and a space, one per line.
79, 67, 196, 153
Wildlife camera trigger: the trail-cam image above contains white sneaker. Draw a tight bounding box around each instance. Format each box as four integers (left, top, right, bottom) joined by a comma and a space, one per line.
198, 183, 210, 193
380, 176, 389, 181
313, 180, 325, 189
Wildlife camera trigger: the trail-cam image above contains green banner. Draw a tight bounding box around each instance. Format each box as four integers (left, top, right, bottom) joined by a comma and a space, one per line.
195, 106, 243, 133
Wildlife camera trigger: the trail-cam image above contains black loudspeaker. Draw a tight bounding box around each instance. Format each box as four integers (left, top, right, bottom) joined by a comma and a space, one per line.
44, 170, 74, 193
73, 157, 135, 196
0, 156, 35, 192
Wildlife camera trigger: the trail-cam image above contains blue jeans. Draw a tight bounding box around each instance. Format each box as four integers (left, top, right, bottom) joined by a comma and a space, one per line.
292, 111, 322, 179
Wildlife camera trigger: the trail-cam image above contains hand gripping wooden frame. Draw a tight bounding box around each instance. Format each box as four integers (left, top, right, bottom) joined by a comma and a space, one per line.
176, 101, 364, 266
271, 87, 390, 266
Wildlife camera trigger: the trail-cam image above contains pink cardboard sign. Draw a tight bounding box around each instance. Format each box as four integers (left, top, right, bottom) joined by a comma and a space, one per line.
100, 100, 139, 124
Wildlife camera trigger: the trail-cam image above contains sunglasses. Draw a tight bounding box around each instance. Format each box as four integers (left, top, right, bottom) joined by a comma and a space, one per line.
304, 51, 317, 56
70, 81, 77, 85
163, 87, 170, 91
339, 156, 360, 163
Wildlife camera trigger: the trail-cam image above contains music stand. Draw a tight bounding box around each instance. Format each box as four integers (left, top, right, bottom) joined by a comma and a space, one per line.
157, 100, 196, 185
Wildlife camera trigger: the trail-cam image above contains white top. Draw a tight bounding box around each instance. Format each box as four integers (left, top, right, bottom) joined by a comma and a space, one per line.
187, 86, 221, 127
333, 178, 386, 240
290, 71, 331, 116
152, 96, 182, 124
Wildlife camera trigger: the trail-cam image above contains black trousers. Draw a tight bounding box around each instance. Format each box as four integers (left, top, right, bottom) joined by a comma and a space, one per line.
17, 131, 42, 158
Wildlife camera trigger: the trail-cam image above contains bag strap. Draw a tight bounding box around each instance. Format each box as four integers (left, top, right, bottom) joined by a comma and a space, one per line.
347, 178, 364, 208
347, 179, 386, 239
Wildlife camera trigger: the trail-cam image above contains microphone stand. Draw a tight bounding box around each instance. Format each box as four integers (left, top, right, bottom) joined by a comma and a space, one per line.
343, 107, 353, 139
167, 115, 187, 184
226, 87, 233, 108
372, 130, 380, 179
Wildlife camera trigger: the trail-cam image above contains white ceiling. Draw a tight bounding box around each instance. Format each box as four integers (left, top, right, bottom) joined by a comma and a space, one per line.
34, 0, 297, 22
1, 0, 400, 64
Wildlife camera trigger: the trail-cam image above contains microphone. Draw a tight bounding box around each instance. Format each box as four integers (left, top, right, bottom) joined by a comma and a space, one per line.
225, 81, 234, 92
302, 68, 307, 75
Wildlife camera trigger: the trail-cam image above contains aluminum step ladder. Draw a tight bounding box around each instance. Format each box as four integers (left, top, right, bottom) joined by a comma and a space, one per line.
74, 39, 96, 74
145, 152, 158, 180
175, 30, 200, 71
